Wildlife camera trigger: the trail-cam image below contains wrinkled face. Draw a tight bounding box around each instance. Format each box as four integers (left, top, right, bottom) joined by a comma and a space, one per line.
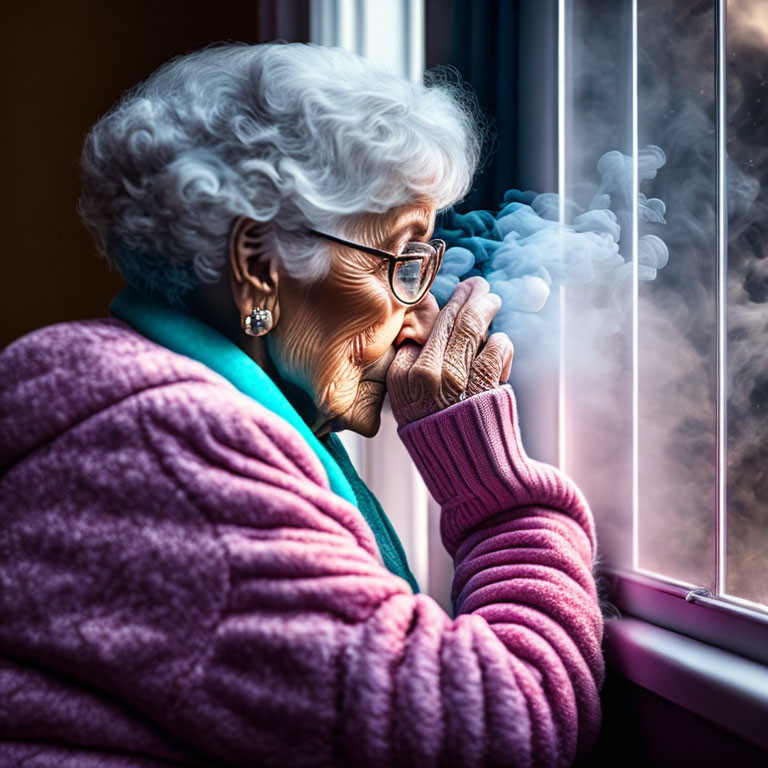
269, 202, 439, 437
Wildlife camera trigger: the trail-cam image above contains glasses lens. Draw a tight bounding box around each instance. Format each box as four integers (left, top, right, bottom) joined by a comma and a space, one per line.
392, 242, 437, 303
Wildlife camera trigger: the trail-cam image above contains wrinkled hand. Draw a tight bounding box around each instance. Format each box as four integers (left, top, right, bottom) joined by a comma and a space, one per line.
387, 277, 514, 426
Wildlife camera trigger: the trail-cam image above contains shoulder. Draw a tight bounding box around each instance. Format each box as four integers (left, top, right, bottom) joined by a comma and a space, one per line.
0, 318, 323, 490
0, 317, 379, 555
1, 316, 222, 405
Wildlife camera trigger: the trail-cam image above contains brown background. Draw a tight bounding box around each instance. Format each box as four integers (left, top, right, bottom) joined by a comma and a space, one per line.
0, 0, 307, 348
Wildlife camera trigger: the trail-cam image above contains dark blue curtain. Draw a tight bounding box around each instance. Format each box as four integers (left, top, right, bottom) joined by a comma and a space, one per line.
425, 0, 559, 212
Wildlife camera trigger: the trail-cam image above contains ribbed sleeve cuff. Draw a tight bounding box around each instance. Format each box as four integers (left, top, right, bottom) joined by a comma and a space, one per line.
397, 385, 596, 558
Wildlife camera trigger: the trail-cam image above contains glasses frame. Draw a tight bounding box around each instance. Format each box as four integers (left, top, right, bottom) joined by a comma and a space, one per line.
306, 228, 446, 306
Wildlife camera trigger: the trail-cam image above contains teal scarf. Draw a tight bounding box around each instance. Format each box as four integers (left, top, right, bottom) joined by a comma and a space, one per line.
109, 287, 419, 593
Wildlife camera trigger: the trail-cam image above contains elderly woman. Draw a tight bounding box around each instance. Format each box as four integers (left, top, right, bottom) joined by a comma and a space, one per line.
0, 43, 603, 767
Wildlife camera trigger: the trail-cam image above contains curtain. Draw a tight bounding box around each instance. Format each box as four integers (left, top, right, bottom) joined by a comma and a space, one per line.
425, 0, 559, 212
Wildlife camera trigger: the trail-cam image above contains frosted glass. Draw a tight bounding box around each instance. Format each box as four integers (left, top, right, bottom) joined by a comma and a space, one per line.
725, 0, 768, 607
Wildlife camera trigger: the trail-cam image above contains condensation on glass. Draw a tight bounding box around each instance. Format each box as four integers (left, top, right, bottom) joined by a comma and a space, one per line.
724, 0, 768, 607
635, 0, 719, 589
559, 0, 767, 608
560, 0, 636, 572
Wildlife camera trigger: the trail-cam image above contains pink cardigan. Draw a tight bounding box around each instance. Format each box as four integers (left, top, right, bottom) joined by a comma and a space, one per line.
0, 318, 604, 767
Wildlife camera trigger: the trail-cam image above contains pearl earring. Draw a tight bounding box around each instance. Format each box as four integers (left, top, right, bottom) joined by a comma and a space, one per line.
243, 307, 273, 337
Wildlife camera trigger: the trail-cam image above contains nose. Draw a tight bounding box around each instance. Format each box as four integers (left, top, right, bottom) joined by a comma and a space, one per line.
394, 292, 439, 348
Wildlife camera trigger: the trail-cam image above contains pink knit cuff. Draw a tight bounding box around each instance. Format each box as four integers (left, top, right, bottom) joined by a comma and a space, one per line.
397, 385, 596, 558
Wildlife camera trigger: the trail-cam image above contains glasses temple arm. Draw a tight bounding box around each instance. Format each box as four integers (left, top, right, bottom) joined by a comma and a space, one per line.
305, 228, 397, 259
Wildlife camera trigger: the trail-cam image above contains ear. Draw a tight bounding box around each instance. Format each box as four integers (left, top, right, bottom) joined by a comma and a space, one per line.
229, 216, 282, 331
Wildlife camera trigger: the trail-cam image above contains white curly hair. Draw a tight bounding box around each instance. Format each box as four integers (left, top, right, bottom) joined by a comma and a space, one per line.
78, 42, 484, 305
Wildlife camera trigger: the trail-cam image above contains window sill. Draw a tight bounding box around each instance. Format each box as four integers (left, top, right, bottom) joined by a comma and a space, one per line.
603, 568, 768, 753
604, 568, 768, 667
603, 616, 768, 753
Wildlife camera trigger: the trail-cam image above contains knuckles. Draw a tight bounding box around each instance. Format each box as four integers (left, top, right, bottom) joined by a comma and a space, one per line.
388, 280, 512, 425
461, 275, 490, 293
408, 363, 442, 394
440, 358, 469, 397
457, 304, 485, 336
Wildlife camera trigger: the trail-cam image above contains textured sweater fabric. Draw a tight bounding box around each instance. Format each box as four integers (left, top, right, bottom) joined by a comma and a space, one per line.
108, 287, 420, 594
0, 317, 604, 768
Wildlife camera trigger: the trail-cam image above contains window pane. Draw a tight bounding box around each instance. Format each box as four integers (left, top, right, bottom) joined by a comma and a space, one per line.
726, 0, 768, 606
562, 0, 719, 588
562, 0, 635, 570
635, 0, 718, 587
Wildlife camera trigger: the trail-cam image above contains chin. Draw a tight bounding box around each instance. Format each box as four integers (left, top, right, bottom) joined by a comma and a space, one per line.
350, 408, 382, 438
336, 383, 386, 437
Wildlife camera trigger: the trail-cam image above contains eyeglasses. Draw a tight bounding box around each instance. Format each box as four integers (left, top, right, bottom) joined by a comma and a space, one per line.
306, 228, 446, 305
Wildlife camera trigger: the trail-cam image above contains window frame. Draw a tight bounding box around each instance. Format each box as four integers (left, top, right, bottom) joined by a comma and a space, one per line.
602, 611, 768, 753
576, 0, 768, 748
556, 0, 768, 621
605, 568, 768, 668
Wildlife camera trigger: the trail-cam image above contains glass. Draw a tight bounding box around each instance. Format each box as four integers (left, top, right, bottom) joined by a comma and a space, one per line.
560, 0, 637, 571
725, 0, 768, 608
561, 0, 720, 590
560, 0, 768, 611
634, 0, 718, 589
306, 228, 446, 305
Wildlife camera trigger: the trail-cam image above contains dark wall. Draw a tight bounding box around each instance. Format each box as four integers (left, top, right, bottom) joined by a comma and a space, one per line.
585, 673, 768, 768
0, 0, 307, 348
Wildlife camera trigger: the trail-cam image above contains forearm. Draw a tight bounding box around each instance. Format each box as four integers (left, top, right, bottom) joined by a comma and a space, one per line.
398, 385, 604, 761
398, 385, 595, 562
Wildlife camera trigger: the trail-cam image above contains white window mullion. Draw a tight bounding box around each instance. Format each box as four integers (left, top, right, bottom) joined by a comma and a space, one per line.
557, 0, 567, 475
404, 0, 425, 83
715, 0, 728, 598
311, 0, 424, 83
631, 0, 640, 573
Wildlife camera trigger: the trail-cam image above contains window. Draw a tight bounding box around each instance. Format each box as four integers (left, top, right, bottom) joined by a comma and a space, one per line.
556, 0, 767, 615
423, 0, 767, 619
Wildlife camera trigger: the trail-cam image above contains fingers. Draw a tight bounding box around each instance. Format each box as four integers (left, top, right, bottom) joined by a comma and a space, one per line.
441, 289, 502, 399
414, 277, 489, 377
386, 343, 427, 425
464, 332, 515, 400
386, 342, 421, 395
500, 336, 514, 382
387, 277, 512, 426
